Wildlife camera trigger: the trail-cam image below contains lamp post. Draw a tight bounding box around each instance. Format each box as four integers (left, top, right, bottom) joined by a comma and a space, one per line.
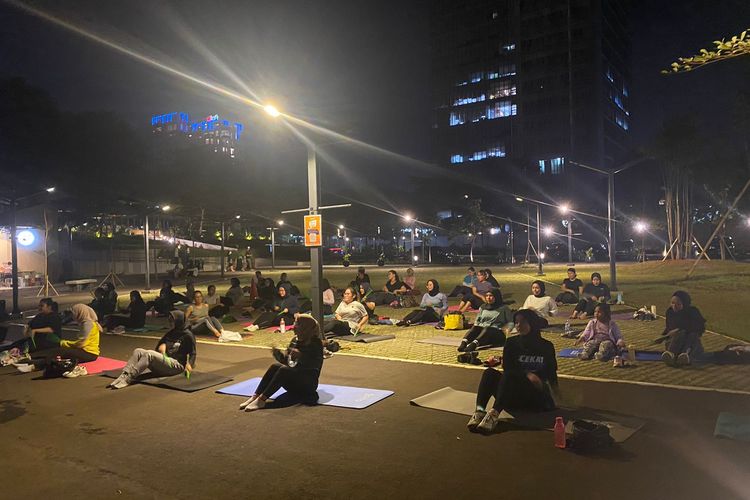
404, 214, 415, 266
559, 203, 573, 264
635, 221, 648, 262
267, 220, 284, 269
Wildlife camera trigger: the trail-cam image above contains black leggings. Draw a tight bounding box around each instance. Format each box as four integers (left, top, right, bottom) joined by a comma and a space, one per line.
324, 319, 352, 337
449, 285, 471, 298
401, 308, 441, 325
574, 298, 600, 315
369, 291, 397, 306
29, 347, 97, 369
461, 326, 506, 349
5, 334, 60, 353
104, 314, 143, 331
254, 311, 294, 329
555, 291, 578, 304
476, 369, 553, 412
256, 363, 319, 404
461, 293, 484, 310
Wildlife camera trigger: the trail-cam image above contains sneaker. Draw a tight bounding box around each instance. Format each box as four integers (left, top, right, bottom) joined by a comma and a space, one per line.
662, 351, 676, 366
110, 374, 132, 389
467, 410, 487, 432
0, 350, 11, 366
63, 365, 88, 378
113, 326, 126, 334
457, 340, 469, 352
676, 352, 690, 366
612, 356, 624, 368
578, 351, 592, 360
323, 349, 333, 359
594, 350, 606, 361
244, 324, 260, 332
477, 410, 500, 435
15, 363, 37, 373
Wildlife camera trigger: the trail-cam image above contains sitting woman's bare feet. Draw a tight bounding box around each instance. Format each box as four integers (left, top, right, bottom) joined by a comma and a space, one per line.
569, 312, 579, 319
579, 313, 588, 320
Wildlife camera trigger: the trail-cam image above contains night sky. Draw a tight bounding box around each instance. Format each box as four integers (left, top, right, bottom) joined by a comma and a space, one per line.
1, 0, 748, 225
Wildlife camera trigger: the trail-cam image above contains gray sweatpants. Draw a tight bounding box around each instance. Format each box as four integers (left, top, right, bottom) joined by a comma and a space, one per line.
190, 317, 223, 337
123, 348, 184, 378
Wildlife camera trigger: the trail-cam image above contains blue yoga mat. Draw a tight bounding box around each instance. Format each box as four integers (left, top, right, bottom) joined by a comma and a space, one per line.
714, 412, 750, 441
558, 348, 663, 361
216, 377, 394, 409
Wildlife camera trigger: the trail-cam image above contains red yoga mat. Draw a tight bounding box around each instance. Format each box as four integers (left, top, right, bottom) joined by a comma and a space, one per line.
447, 305, 479, 313
81, 357, 127, 375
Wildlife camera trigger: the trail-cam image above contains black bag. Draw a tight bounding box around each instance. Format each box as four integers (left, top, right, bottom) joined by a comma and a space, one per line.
43, 358, 77, 378
567, 420, 614, 451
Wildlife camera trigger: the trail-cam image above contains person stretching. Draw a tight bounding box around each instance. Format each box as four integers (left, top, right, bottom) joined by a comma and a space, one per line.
323, 287, 369, 337
570, 272, 610, 320
240, 315, 324, 411
108, 310, 196, 389
397, 279, 448, 326
467, 309, 559, 434
574, 303, 624, 361
660, 290, 706, 366
457, 289, 513, 355
521, 280, 558, 317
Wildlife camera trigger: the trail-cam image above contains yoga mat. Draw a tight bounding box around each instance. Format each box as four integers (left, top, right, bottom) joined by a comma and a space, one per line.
131, 324, 166, 332
81, 357, 126, 375
336, 333, 395, 343
410, 387, 644, 442
558, 348, 663, 362
447, 305, 479, 313
217, 377, 394, 409
417, 336, 504, 350
714, 412, 750, 442
102, 369, 233, 392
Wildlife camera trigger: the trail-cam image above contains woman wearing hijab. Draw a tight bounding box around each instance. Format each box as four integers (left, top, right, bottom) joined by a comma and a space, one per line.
16, 304, 100, 375
396, 279, 448, 326
104, 290, 147, 333
457, 289, 513, 358
467, 309, 559, 434
661, 291, 706, 366
570, 272, 611, 320
521, 280, 558, 317
108, 310, 196, 389
324, 287, 369, 337
322, 278, 335, 315
240, 315, 324, 411
483, 268, 500, 288
358, 282, 377, 320
247, 284, 299, 331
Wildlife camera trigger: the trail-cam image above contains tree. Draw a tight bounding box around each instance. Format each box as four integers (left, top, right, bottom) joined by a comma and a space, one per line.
441, 198, 491, 262
663, 29, 750, 74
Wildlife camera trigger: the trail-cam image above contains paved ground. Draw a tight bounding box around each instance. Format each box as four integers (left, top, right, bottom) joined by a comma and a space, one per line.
2, 332, 750, 500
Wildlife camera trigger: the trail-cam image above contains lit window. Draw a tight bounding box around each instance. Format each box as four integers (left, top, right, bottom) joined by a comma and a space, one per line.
489, 81, 516, 99
502, 43, 516, 51
449, 111, 466, 126
606, 67, 614, 83
622, 84, 629, 97
486, 101, 517, 119
470, 72, 483, 83
538, 160, 546, 174
551, 157, 565, 175
450, 154, 464, 164
488, 145, 506, 157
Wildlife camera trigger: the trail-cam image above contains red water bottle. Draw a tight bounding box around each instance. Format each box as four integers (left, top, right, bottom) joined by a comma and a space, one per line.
554, 416, 566, 449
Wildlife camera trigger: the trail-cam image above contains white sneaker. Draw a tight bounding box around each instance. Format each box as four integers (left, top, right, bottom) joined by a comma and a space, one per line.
106, 325, 126, 335
63, 365, 88, 378
15, 363, 36, 373
676, 352, 691, 366
477, 410, 500, 435
244, 324, 260, 332
110, 374, 132, 389
467, 410, 487, 432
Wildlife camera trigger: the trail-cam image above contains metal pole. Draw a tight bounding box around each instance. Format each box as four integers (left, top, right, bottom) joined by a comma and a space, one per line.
307, 144, 324, 330
271, 228, 276, 269
220, 222, 225, 278
144, 215, 151, 290
509, 219, 515, 264
410, 224, 415, 265
567, 218, 573, 264
536, 204, 543, 275
607, 172, 617, 290
10, 198, 20, 317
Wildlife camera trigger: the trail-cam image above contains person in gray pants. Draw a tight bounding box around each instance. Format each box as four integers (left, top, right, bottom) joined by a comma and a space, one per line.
108, 310, 196, 389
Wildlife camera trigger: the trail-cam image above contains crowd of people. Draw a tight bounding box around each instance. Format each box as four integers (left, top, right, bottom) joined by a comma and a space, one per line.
0, 265, 710, 426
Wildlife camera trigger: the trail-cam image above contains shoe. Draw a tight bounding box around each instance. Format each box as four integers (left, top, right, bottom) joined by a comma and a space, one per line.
612, 356, 624, 368
110, 374, 132, 389
239, 395, 257, 410
577, 351, 592, 360
457, 340, 469, 352
477, 410, 500, 435
594, 351, 606, 361
0, 350, 11, 366
676, 352, 690, 366
63, 365, 88, 378
244, 324, 260, 332
662, 351, 676, 366
457, 351, 479, 364
323, 349, 333, 359
395, 320, 406, 327
467, 410, 487, 432
244, 398, 266, 412
113, 326, 126, 334
14, 363, 36, 373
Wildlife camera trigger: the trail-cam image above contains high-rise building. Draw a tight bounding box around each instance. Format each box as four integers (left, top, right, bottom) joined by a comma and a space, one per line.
431, 0, 631, 187
151, 112, 244, 159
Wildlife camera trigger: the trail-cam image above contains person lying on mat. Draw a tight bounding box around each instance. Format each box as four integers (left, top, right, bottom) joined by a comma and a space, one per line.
246, 284, 299, 331
448, 266, 477, 297
467, 309, 558, 434
457, 269, 493, 313
457, 289, 513, 356
396, 279, 448, 326
108, 310, 196, 389
574, 303, 625, 361
4, 298, 62, 355
556, 268, 583, 305
186, 291, 227, 339
521, 281, 558, 317
323, 287, 369, 337
15, 304, 100, 376
660, 290, 706, 367
104, 290, 147, 333
570, 272, 611, 320
240, 314, 324, 411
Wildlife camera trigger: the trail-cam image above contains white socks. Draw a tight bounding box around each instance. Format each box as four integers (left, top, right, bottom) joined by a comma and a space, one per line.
15, 363, 36, 373
244, 398, 266, 412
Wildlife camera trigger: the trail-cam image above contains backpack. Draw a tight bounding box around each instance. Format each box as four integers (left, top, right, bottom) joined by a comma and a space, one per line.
567, 420, 614, 452
43, 358, 78, 378
715, 344, 750, 365
443, 312, 466, 330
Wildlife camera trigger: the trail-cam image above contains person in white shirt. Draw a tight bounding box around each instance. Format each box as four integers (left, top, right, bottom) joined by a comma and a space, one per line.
323, 287, 368, 337
522, 280, 558, 317
322, 278, 335, 315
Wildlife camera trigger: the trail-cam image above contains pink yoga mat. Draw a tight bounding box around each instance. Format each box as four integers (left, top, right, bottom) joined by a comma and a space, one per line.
81, 357, 127, 375
447, 305, 479, 313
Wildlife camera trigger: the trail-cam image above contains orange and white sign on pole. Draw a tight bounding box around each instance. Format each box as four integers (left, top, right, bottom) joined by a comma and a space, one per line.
304, 214, 322, 247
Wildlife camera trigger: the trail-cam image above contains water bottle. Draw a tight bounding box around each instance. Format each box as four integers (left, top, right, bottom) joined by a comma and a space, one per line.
564, 319, 571, 337
554, 416, 566, 449
279, 318, 286, 333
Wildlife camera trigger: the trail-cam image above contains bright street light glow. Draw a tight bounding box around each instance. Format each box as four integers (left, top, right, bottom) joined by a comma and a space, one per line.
235, 215, 241, 219
413, 255, 419, 262
403, 214, 413, 222
46, 187, 55, 193
515, 197, 524, 202
339, 224, 344, 229
17, 230, 35, 246
544, 226, 553, 236
161, 205, 171, 212
539, 252, 546, 260
559, 203, 570, 214
635, 221, 648, 233
277, 220, 284, 226
264, 104, 281, 117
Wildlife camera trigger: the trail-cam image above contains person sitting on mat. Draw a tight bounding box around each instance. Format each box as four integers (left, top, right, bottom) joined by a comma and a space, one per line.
186, 291, 226, 339
660, 290, 706, 366
368, 270, 408, 306
240, 314, 324, 411
448, 266, 477, 297
521, 281, 558, 317
101, 282, 119, 315
322, 278, 335, 315
3, 298, 62, 355
396, 279, 448, 326
246, 277, 276, 313
277, 272, 292, 290
467, 308, 558, 434
350, 267, 371, 289
574, 303, 624, 361
108, 310, 196, 389
89, 287, 109, 322
483, 268, 500, 288
358, 282, 378, 321
556, 268, 583, 305
324, 287, 369, 337
204, 284, 228, 318
15, 304, 100, 376
457, 288, 513, 358
146, 280, 185, 316
104, 290, 147, 333
457, 269, 493, 313
404, 268, 418, 293
225, 277, 244, 308
246, 284, 299, 331
570, 272, 611, 320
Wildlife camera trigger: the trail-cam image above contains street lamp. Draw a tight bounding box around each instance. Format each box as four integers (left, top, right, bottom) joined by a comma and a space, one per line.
403, 214, 415, 266
267, 222, 283, 269
559, 203, 573, 264
516, 197, 543, 275
635, 221, 648, 262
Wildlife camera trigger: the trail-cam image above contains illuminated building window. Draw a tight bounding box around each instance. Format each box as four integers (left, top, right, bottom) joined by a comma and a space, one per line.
453, 93, 487, 106
451, 154, 464, 164
487, 64, 516, 79
489, 81, 516, 99
486, 101, 517, 119
538, 160, 546, 174
615, 113, 629, 130
449, 111, 466, 126
470, 72, 483, 83
502, 43, 516, 51
450, 144, 504, 164
550, 157, 564, 174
